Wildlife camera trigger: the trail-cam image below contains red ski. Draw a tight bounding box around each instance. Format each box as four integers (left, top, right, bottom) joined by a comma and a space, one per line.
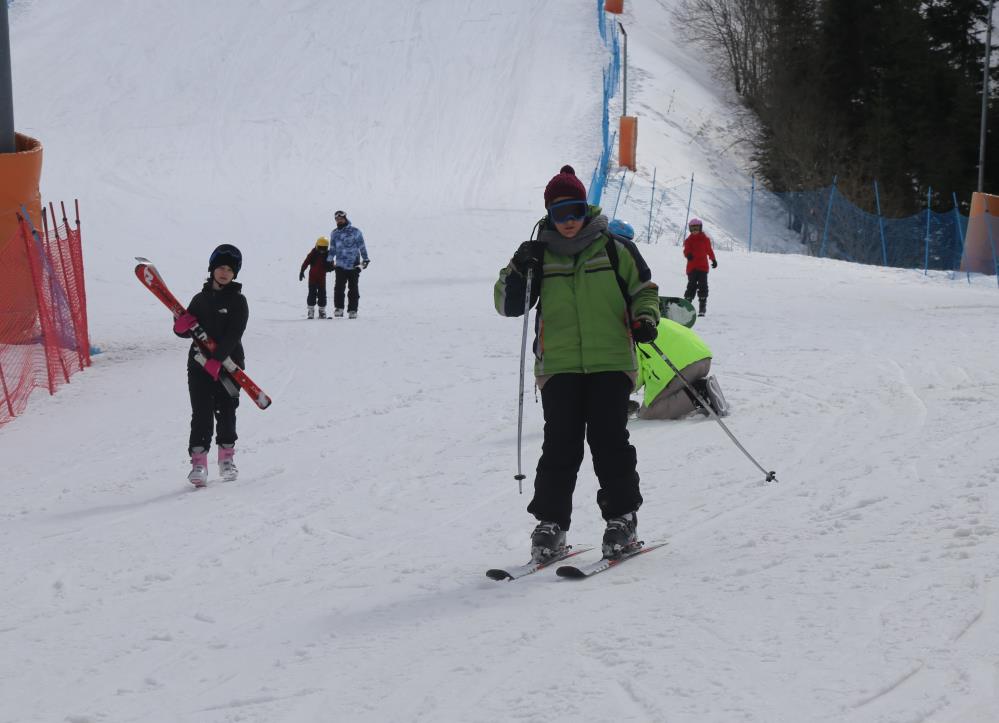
134, 257, 272, 410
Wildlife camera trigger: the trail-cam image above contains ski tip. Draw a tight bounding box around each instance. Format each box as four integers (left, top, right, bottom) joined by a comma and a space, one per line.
555, 565, 586, 579
486, 569, 513, 581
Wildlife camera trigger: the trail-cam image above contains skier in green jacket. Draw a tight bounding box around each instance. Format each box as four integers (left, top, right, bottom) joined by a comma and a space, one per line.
633, 319, 727, 419
494, 165, 660, 560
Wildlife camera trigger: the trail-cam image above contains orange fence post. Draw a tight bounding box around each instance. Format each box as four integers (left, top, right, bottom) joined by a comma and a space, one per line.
619, 115, 637, 171
605, 0, 624, 14
0, 133, 43, 344
961, 191, 999, 274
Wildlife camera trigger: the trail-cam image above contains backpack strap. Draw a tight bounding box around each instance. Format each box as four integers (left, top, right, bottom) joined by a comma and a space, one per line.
604, 236, 633, 326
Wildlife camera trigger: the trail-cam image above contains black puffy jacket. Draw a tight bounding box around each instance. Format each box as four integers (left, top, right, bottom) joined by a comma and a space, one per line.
176, 280, 249, 368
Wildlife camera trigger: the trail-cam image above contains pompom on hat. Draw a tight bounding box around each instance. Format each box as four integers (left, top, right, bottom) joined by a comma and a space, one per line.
544, 165, 588, 208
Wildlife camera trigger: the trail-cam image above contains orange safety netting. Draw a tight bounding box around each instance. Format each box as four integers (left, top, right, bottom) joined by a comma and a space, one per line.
0, 204, 90, 428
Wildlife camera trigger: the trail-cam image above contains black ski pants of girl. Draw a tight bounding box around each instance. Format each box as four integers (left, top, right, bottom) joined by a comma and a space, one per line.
684, 269, 709, 303
528, 371, 643, 530
188, 364, 239, 453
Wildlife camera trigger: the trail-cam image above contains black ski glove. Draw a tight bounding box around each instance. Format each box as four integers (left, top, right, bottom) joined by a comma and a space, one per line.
299, 271, 305, 281
685, 253, 693, 261
511, 241, 544, 277
362, 259, 370, 269
631, 318, 658, 343
711, 259, 718, 269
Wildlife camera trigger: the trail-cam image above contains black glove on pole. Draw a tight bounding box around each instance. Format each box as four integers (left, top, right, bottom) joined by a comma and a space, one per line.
648, 339, 777, 484
631, 318, 657, 343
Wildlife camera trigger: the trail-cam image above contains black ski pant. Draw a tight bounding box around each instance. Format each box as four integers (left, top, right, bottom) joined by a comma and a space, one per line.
333, 268, 361, 312
684, 270, 709, 305
528, 371, 642, 530
188, 363, 239, 453
307, 282, 327, 308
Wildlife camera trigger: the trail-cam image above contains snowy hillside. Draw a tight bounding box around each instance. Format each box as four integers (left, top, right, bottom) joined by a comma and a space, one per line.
4, 1, 999, 722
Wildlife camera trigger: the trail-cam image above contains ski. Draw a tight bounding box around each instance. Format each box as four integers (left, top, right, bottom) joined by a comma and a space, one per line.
134, 257, 273, 410
486, 546, 593, 581
555, 541, 669, 580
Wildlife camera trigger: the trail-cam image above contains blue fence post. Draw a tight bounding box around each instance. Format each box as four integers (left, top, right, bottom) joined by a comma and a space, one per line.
923, 187, 932, 275
748, 176, 756, 253
648, 166, 657, 243
952, 192, 970, 284
612, 169, 627, 218
819, 176, 838, 258
679, 173, 694, 245
874, 180, 888, 266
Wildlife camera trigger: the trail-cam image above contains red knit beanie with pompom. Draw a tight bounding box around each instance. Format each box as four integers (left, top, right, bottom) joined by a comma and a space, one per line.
543, 165, 587, 207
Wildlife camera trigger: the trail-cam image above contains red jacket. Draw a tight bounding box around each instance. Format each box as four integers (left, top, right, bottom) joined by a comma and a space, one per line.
682, 231, 716, 274
301, 248, 329, 285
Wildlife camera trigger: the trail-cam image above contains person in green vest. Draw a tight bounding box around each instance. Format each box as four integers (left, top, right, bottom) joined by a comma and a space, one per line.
494, 165, 661, 561
633, 318, 728, 419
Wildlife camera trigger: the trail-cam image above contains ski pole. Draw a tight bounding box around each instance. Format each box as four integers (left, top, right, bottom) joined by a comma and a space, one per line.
514, 267, 534, 494
646, 340, 777, 483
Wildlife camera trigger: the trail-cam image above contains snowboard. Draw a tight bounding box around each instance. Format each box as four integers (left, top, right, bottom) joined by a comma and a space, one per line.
659, 297, 697, 328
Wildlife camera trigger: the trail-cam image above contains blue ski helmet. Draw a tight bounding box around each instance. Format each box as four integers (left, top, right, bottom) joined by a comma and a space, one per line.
608, 218, 635, 240
209, 244, 242, 277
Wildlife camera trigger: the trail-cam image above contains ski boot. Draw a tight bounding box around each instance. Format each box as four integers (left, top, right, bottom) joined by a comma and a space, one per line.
348, 310, 357, 319
333, 308, 344, 318
703, 376, 729, 416
307, 306, 315, 320
602, 512, 638, 558
698, 298, 707, 317
188, 447, 208, 488
530, 521, 566, 562
318, 306, 327, 319
218, 444, 238, 481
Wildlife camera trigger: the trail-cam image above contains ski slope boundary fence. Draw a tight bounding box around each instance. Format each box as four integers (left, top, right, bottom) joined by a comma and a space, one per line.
590, 0, 620, 206
603, 169, 997, 283
0, 203, 90, 428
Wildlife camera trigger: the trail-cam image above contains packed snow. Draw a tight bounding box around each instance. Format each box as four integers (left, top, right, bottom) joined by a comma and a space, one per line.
3, 1, 999, 721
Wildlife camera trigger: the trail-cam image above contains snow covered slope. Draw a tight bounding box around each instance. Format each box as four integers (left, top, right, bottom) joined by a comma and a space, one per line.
4, 1, 999, 722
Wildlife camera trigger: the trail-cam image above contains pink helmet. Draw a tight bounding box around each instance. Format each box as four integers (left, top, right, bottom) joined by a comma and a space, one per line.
688, 217, 703, 228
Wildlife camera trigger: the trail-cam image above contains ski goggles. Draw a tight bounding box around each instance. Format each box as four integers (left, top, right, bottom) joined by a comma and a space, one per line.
334, 210, 347, 220
547, 199, 588, 224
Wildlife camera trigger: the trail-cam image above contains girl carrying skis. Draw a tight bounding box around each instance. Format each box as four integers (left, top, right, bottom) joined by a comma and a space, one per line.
172, 244, 248, 487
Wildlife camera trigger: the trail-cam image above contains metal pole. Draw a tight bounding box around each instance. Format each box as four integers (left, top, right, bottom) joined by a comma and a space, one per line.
874, 180, 888, 266
647, 166, 656, 243
924, 186, 932, 275
618, 22, 627, 117
514, 268, 534, 494
979, 0, 994, 193
952, 191, 970, 283
819, 176, 838, 258
748, 176, 756, 253
1, 0, 15, 153
646, 340, 777, 483
680, 173, 694, 245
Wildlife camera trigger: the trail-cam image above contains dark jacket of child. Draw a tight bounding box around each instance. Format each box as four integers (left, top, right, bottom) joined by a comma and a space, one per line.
176, 280, 248, 369
300, 249, 329, 286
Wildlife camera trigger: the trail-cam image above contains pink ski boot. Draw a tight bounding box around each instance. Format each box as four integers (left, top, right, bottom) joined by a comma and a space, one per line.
188, 447, 208, 488
218, 445, 238, 482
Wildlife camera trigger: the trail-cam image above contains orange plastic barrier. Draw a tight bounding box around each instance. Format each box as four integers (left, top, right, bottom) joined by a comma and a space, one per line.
0, 133, 44, 344
605, 0, 624, 13
0, 206, 89, 428
961, 192, 999, 274
619, 115, 637, 171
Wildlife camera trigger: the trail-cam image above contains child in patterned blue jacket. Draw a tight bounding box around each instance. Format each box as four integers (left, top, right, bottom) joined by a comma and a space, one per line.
325, 210, 370, 319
